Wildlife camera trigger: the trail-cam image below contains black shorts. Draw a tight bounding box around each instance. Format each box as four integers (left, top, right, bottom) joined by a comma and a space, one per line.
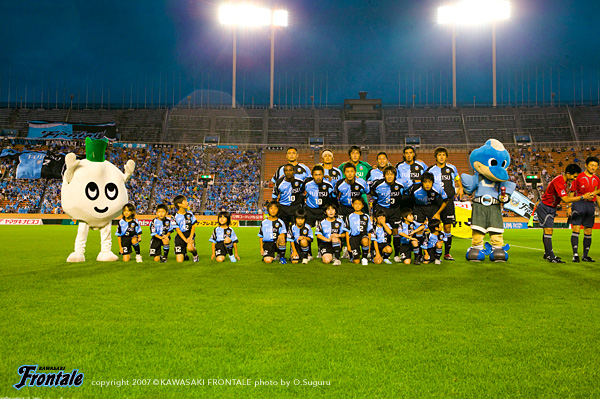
440, 201, 455, 225
338, 204, 355, 218
372, 240, 391, 255
536, 202, 557, 229
396, 243, 413, 261
318, 241, 336, 257
571, 201, 596, 228
214, 242, 227, 257
414, 205, 439, 224
373, 204, 403, 225
279, 204, 302, 228
150, 237, 165, 257
422, 247, 436, 262
262, 241, 278, 259
349, 235, 369, 259
305, 206, 325, 227
174, 231, 194, 255
120, 236, 133, 255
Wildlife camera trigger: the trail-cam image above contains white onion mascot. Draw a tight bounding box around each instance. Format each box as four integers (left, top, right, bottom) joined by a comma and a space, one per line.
61, 138, 135, 262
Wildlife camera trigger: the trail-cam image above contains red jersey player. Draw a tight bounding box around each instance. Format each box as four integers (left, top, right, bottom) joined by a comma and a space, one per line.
536, 164, 592, 263
568, 156, 600, 262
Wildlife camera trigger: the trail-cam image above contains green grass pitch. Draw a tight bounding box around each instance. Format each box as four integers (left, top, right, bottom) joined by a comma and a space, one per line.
1, 225, 599, 398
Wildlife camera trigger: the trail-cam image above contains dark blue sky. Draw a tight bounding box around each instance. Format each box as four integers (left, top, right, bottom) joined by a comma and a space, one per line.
1, 0, 599, 107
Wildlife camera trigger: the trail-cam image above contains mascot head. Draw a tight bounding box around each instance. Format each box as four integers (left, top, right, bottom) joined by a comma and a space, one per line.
469, 139, 510, 182
61, 138, 135, 228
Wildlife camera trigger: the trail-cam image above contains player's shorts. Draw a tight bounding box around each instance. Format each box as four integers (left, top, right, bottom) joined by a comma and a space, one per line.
318, 241, 334, 257
396, 243, 413, 261
279, 204, 302, 228
149, 237, 164, 257
305, 206, 325, 227
174, 231, 194, 255
536, 202, 557, 229
374, 204, 403, 225
371, 240, 391, 256
262, 241, 278, 259
214, 241, 227, 257
120, 236, 133, 255
571, 201, 596, 228
338, 204, 355, 218
413, 205, 438, 224
349, 235, 369, 260
440, 201, 456, 225
422, 247, 436, 262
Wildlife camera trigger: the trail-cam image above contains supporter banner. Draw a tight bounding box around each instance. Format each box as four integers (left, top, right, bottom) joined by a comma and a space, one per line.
217, 145, 238, 149
27, 121, 117, 140
0, 151, 66, 179
113, 142, 149, 149
138, 219, 153, 227
196, 220, 239, 227
453, 201, 472, 239
503, 222, 528, 229
0, 219, 43, 225
232, 214, 263, 221
504, 191, 535, 219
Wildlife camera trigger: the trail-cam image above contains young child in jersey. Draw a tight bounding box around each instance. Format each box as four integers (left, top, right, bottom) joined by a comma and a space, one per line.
210, 211, 240, 263
116, 203, 143, 262
396, 208, 426, 265
149, 203, 174, 263
288, 209, 314, 264
315, 204, 347, 265
346, 197, 373, 265
173, 195, 199, 263
420, 219, 446, 265
259, 201, 288, 264
372, 210, 394, 265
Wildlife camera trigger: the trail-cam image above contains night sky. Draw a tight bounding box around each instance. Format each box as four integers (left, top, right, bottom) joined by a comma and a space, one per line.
1, 0, 599, 107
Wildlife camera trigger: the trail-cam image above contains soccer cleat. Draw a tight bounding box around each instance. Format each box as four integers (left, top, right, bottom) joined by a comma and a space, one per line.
316, 253, 322, 259
160, 256, 167, 263
434, 259, 442, 265
413, 256, 421, 265
393, 256, 402, 263
333, 259, 342, 266
193, 255, 199, 262
361, 258, 368, 266
229, 254, 237, 263
548, 256, 565, 264
279, 257, 287, 265
341, 247, 349, 259
573, 254, 580, 263
136, 254, 143, 263
542, 253, 551, 260
582, 256, 596, 262
383, 259, 393, 265
307, 255, 314, 262
444, 254, 455, 261
302, 258, 309, 264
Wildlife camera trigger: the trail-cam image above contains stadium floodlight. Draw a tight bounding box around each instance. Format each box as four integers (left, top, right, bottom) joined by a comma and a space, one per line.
438, 0, 511, 107
219, 5, 288, 109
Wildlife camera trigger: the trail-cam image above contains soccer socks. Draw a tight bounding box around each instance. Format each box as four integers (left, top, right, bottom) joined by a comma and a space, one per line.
571, 232, 580, 255
191, 249, 198, 257
543, 234, 554, 258
133, 243, 141, 255
393, 236, 402, 257
583, 234, 592, 258
278, 245, 286, 259
333, 243, 341, 260
226, 243, 234, 256
163, 245, 170, 258
361, 245, 369, 260
383, 251, 391, 260
435, 248, 443, 261
300, 246, 310, 260
445, 234, 452, 255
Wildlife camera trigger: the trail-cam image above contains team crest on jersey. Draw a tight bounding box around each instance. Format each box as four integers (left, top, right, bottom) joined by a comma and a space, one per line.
129, 222, 135, 228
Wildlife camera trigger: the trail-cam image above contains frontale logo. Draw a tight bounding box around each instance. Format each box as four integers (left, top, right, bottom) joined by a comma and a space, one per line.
14, 365, 84, 390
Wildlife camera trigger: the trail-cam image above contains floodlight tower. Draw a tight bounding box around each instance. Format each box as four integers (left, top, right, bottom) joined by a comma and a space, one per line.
438, 0, 510, 108
219, 5, 288, 109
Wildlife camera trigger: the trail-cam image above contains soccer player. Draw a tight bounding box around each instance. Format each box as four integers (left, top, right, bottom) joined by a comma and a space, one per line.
273, 163, 305, 228
366, 152, 392, 185
396, 208, 426, 265
259, 201, 288, 264
420, 219, 446, 265
536, 164, 591, 263
395, 146, 427, 190
372, 210, 394, 264
334, 163, 369, 218
173, 195, 199, 263
408, 172, 449, 225
320, 149, 343, 185
288, 209, 314, 264
149, 203, 173, 263
346, 197, 373, 265
426, 147, 464, 261
315, 204, 347, 265
209, 211, 240, 263
271, 147, 311, 183
116, 203, 143, 263
568, 156, 600, 262
303, 164, 334, 227
339, 145, 372, 181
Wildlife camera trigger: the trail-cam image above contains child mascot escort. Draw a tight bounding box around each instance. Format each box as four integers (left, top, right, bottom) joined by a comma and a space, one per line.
61, 138, 135, 262
461, 139, 515, 262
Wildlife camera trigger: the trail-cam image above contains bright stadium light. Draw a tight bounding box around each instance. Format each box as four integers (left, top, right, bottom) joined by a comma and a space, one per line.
219, 5, 289, 109
438, 0, 511, 107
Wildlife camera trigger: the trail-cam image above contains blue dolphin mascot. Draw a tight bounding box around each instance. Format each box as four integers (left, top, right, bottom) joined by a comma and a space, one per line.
461, 139, 516, 262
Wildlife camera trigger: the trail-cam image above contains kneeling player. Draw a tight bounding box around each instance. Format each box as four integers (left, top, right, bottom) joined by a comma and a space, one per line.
210, 211, 240, 263
259, 201, 288, 264
315, 204, 347, 265
288, 209, 314, 264
149, 203, 173, 262
396, 208, 426, 265
372, 210, 393, 264
421, 219, 446, 265
346, 197, 373, 265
